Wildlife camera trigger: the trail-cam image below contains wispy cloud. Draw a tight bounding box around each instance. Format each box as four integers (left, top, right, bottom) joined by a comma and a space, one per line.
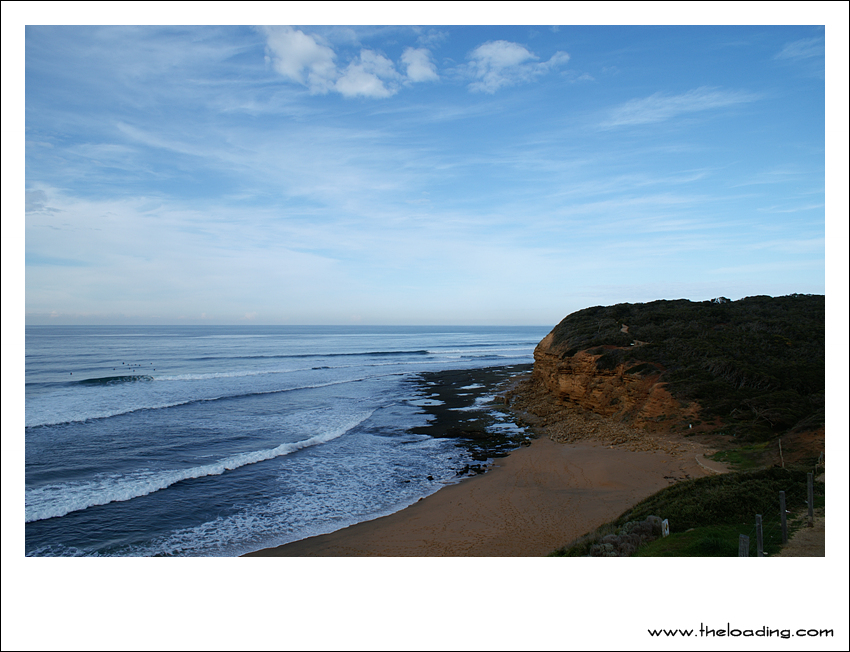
748, 237, 824, 254
773, 35, 824, 79
26, 254, 89, 267
465, 40, 569, 93
414, 28, 448, 48
25, 190, 61, 214
710, 259, 823, 275
774, 37, 824, 61
601, 87, 759, 128
757, 203, 825, 214
730, 166, 811, 188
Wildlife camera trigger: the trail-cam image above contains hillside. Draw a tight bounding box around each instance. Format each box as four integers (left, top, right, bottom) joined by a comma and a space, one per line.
525, 295, 824, 462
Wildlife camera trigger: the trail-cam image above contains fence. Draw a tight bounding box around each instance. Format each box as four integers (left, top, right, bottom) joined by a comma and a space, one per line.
560, 454, 825, 557
737, 469, 824, 557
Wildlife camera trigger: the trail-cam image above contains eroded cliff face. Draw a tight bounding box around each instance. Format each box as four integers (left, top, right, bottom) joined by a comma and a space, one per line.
531, 330, 699, 431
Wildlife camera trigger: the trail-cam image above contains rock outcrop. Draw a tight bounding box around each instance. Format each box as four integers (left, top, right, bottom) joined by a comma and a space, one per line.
531, 330, 699, 432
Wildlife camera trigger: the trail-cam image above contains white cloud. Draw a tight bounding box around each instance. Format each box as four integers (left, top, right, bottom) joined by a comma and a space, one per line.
466, 41, 569, 93
262, 28, 437, 99
336, 49, 402, 98
401, 47, 438, 83
602, 87, 759, 128
262, 31, 570, 98
262, 26, 338, 95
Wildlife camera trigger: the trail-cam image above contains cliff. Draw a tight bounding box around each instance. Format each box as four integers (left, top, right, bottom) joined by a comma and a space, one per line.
532, 334, 697, 432
523, 295, 825, 447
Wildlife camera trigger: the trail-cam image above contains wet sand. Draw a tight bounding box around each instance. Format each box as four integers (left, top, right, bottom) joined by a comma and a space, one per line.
246, 364, 709, 556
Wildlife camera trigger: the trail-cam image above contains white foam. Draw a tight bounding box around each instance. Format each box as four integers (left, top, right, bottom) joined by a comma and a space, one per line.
427, 347, 520, 355
25, 377, 373, 428
26, 397, 198, 429
159, 370, 279, 381
449, 395, 495, 411
408, 399, 444, 407
24, 410, 375, 523
157, 365, 341, 380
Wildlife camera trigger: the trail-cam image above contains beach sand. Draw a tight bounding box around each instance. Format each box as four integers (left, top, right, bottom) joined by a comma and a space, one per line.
246, 436, 707, 556
246, 365, 712, 557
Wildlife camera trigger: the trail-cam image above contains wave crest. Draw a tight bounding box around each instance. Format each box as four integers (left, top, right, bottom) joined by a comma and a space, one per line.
25, 410, 375, 523
78, 375, 153, 386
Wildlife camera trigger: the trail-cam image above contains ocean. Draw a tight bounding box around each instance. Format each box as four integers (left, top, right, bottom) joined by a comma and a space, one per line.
24, 325, 548, 556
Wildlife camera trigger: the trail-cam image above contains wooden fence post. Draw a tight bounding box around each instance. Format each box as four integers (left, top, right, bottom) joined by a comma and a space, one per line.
739, 534, 750, 557
755, 515, 763, 557
780, 490, 788, 544
807, 472, 814, 526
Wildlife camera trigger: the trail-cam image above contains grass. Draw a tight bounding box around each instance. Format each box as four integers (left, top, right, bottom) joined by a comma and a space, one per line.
550, 466, 824, 557
634, 519, 800, 557
635, 525, 754, 557
709, 442, 772, 470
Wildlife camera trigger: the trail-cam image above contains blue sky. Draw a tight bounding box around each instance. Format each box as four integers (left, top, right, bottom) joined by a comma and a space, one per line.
10, 7, 846, 325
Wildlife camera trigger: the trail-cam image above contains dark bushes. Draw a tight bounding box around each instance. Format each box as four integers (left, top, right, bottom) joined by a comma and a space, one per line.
546, 295, 824, 440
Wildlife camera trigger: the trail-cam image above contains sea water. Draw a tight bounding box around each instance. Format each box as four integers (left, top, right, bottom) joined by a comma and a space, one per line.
25, 325, 547, 556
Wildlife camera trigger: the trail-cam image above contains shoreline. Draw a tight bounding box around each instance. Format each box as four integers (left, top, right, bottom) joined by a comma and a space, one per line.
245, 437, 710, 556
245, 363, 716, 557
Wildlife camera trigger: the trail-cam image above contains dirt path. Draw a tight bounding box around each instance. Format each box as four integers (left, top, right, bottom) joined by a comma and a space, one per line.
776, 507, 825, 556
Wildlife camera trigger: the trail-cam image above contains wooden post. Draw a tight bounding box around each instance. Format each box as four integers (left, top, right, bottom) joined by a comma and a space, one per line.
780, 491, 788, 544
807, 472, 814, 526
739, 534, 750, 557
778, 439, 784, 468
755, 515, 764, 557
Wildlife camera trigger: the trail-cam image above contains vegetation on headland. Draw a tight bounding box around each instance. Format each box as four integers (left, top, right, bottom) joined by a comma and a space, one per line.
550, 466, 825, 557
545, 294, 824, 444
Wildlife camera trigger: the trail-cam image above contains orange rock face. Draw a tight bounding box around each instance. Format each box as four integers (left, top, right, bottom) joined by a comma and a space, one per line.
532, 331, 700, 432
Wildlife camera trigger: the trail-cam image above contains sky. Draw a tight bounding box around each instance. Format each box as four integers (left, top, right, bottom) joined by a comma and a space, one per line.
9, 7, 847, 327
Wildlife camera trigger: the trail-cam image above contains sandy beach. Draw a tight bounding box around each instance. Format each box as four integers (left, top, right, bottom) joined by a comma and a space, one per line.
246, 436, 709, 556
246, 366, 714, 557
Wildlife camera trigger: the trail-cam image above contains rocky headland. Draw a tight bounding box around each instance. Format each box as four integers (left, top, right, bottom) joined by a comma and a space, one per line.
500, 294, 825, 467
